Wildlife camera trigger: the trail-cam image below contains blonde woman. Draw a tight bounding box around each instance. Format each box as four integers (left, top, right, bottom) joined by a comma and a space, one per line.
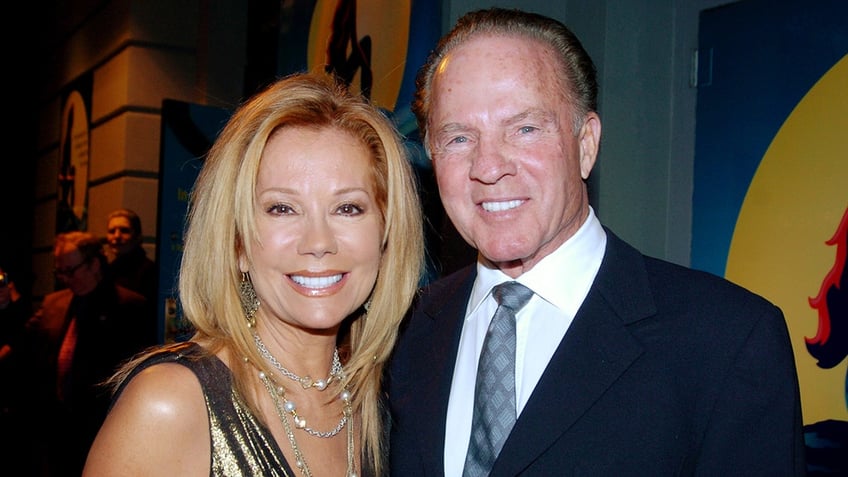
85, 72, 424, 476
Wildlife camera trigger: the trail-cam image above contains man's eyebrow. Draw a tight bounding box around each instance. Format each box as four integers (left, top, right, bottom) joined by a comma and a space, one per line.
432, 109, 557, 137
435, 122, 470, 134
502, 108, 557, 126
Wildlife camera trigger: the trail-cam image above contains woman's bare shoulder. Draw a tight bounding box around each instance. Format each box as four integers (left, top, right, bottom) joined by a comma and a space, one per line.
120, 361, 207, 418
84, 361, 211, 476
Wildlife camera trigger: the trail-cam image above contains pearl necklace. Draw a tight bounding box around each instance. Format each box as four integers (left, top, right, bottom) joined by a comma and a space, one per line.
254, 333, 343, 391
258, 370, 356, 477
253, 333, 350, 438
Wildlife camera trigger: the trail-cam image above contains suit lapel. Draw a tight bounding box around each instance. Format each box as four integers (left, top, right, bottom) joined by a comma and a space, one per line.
493, 230, 657, 475
416, 267, 476, 475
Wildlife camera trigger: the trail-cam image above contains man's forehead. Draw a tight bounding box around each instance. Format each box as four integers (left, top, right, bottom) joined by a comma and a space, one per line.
55, 247, 81, 262
109, 217, 132, 227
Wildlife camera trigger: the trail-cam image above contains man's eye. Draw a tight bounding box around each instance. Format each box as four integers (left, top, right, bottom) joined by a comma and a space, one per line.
519, 126, 538, 134
449, 136, 468, 145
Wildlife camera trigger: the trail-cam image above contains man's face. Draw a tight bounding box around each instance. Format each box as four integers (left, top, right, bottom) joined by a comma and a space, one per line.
426, 34, 600, 277
106, 216, 138, 256
54, 247, 99, 296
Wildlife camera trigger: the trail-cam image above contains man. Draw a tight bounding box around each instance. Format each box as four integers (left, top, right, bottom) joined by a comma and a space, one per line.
388, 8, 805, 476
0, 266, 32, 466
20, 231, 155, 476
0, 266, 28, 363
105, 208, 158, 303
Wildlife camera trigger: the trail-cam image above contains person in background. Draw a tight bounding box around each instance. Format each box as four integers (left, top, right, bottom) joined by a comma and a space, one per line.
0, 265, 28, 367
387, 8, 805, 476
0, 265, 34, 469
19, 231, 154, 477
105, 208, 158, 304
84, 72, 424, 476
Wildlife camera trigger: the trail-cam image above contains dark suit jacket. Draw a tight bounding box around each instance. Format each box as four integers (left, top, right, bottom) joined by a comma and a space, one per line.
108, 245, 158, 303
21, 279, 155, 476
388, 230, 806, 476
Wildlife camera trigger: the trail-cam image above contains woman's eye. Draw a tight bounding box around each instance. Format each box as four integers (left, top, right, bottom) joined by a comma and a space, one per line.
337, 203, 364, 216
267, 203, 294, 215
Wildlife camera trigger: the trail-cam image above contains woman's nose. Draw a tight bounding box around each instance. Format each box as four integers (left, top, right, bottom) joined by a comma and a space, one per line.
297, 217, 338, 257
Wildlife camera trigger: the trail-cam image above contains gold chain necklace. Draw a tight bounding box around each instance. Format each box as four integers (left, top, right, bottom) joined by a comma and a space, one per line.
254, 333, 343, 391
258, 370, 356, 477
253, 334, 349, 438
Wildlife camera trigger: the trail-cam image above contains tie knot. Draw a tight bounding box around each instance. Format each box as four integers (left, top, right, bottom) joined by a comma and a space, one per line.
492, 281, 534, 312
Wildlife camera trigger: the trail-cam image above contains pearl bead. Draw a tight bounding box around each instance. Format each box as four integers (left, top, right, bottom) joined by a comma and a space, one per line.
284, 400, 296, 412
340, 389, 351, 402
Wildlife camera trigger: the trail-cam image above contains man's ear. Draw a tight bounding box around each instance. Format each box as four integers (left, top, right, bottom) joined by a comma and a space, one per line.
91, 256, 102, 274
578, 112, 602, 180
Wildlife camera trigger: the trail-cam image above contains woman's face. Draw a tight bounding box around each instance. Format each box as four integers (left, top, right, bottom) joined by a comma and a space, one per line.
240, 126, 383, 332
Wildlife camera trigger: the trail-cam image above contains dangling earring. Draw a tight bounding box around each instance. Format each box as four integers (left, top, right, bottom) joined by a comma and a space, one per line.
239, 272, 259, 327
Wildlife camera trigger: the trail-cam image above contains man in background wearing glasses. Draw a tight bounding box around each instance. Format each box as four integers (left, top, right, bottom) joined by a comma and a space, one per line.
15, 231, 155, 477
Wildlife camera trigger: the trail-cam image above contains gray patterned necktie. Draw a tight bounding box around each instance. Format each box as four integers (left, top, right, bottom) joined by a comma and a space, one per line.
463, 281, 534, 477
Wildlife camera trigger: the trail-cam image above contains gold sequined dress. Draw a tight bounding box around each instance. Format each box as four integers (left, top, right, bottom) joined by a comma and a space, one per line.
113, 341, 295, 476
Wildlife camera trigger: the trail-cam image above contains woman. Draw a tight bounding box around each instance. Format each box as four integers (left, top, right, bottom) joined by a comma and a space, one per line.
84, 73, 424, 476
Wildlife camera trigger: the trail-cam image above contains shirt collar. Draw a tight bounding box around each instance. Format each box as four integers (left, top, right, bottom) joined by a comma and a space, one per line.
468, 207, 606, 316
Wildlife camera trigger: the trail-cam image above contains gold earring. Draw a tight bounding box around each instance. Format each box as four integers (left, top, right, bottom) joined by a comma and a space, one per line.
239, 272, 259, 327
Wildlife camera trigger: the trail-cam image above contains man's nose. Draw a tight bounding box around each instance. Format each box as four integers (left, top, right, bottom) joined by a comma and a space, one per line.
469, 135, 517, 184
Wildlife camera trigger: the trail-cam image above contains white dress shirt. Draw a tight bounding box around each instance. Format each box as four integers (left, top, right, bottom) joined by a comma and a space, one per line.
444, 208, 607, 476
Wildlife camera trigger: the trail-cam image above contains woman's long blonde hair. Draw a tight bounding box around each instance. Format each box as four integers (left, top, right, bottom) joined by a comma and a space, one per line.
116, 72, 424, 474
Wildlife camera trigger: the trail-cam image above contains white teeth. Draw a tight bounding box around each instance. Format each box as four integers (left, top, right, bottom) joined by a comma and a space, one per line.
291, 274, 343, 288
481, 199, 523, 212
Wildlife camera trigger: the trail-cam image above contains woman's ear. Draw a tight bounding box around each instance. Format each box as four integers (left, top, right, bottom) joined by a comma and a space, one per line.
238, 251, 248, 273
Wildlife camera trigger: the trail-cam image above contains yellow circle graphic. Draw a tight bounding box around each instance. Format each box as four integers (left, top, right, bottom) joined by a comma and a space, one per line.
308, 0, 410, 111
726, 54, 848, 424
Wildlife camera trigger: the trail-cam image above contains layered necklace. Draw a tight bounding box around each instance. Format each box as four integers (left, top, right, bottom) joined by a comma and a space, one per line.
253, 333, 356, 477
